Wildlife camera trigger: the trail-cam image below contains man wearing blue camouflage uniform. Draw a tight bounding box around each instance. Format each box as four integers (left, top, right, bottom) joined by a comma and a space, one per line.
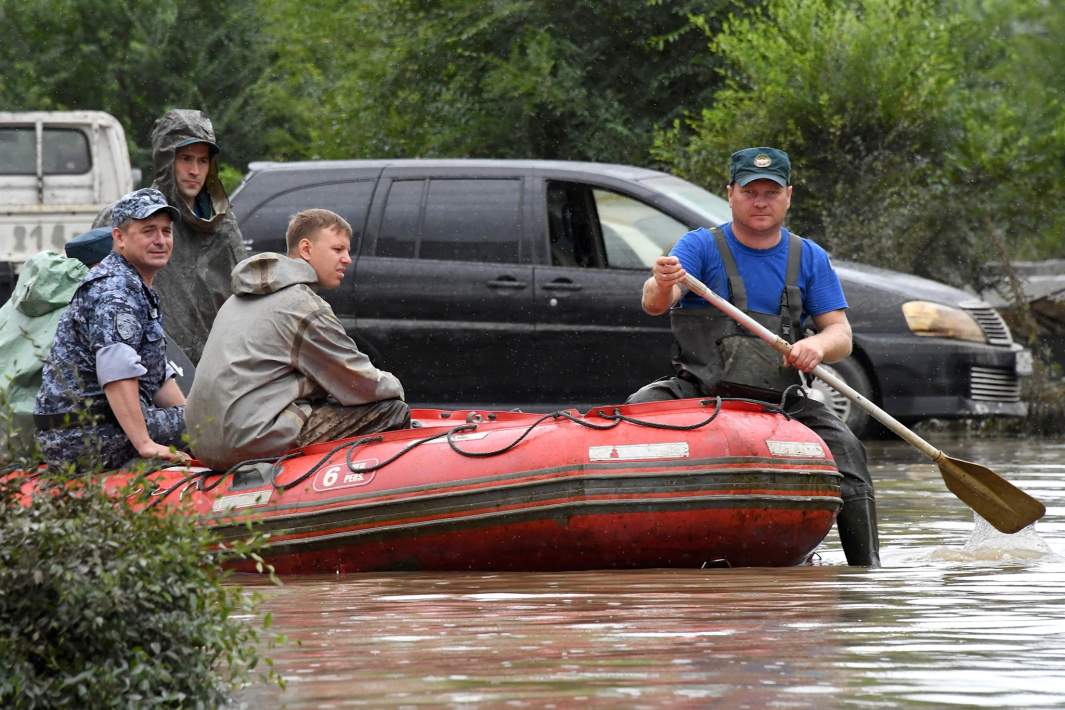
34, 188, 191, 470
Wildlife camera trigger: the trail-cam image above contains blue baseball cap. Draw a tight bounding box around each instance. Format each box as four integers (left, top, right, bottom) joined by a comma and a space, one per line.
111, 188, 180, 228
64, 227, 113, 266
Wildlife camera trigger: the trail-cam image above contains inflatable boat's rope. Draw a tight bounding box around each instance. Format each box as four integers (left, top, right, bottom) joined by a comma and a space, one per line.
596, 397, 723, 431
142, 394, 786, 505
143, 451, 305, 510
275, 424, 471, 492
282, 400, 735, 486
779, 384, 810, 417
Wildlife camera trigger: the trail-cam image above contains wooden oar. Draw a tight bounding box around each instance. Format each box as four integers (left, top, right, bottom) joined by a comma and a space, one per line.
682, 273, 1045, 534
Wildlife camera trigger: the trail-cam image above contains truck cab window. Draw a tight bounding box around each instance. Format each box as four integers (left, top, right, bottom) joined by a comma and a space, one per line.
0, 128, 90, 175
377, 179, 424, 259
547, 182, 686, 270
547, 182, 604, 268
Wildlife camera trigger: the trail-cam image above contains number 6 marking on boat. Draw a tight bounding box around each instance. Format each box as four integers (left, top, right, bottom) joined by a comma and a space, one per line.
313, 461, 378, 491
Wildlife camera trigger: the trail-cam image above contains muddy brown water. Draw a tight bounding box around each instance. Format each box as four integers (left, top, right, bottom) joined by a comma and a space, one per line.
232, 434, 1065, 708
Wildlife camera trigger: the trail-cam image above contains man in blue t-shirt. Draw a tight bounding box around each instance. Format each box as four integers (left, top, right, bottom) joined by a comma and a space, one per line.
627, 146, 879, 567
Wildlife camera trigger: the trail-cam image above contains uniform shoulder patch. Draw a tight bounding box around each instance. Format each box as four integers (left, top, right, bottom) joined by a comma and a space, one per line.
115, 312, 140, 342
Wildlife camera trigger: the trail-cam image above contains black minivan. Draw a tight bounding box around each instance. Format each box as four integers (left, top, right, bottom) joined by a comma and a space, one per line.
230, 159, 1029, 437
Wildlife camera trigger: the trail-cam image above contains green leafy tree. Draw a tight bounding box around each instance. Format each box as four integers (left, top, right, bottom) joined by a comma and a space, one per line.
0, 0, 273, 179
654, 0, 1065, 285
256, 0, 758, 165
954, 0, 1065, 262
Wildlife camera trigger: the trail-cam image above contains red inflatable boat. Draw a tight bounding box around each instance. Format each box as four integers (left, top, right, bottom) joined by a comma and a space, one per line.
25, 398, 844, 571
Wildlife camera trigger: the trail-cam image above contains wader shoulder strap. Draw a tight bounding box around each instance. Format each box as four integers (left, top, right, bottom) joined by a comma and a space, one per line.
709, 226, 747, 310
780, 233, 804, 341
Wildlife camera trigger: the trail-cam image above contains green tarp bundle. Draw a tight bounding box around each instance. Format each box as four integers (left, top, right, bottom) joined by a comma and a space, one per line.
0, 251, 86, 460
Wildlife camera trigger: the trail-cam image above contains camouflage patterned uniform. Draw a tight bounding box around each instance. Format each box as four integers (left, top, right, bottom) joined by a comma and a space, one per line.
34, 250, 185, 471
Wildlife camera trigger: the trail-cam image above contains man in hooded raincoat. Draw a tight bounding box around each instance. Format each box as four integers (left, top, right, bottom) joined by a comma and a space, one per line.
94, 109, 246, 364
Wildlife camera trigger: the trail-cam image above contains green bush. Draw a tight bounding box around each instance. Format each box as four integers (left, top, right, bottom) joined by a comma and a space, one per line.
0, 471, 281, 708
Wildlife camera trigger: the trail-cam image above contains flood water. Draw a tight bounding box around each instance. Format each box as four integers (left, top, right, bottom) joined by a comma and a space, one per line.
233, 433, 1065, 708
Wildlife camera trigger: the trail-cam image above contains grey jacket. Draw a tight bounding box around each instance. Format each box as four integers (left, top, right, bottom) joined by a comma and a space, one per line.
94, 109, 246, 364
185, 253, 404, 470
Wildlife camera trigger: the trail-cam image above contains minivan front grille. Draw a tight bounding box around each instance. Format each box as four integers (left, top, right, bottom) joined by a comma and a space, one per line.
970, 366, 1021, 402
960, 301, 1014, 346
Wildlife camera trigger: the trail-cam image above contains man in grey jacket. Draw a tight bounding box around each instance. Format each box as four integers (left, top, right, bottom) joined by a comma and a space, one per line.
185, 209, 408, 470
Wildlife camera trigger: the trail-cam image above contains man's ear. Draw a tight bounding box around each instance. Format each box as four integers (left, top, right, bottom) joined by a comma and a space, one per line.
296, 237, 312, 260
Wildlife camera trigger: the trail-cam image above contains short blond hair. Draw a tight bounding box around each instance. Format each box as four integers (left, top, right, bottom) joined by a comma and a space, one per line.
285, 209, 353, 254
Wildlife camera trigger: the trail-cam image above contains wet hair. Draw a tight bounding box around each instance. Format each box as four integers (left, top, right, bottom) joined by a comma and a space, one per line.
285, 209, 353, 254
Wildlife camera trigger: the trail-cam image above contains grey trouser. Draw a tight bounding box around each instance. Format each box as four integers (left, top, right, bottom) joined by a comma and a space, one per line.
297, 399, 411, 447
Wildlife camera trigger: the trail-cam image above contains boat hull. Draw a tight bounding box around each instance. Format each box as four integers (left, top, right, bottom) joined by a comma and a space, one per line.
208, 399, 843, 571
230, 496, 839, 573
17, 398, 844, 571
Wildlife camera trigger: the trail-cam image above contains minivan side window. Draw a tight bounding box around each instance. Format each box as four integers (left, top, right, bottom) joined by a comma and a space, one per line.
547, 181, 688, 270
0, 127, 91, 175
593, 188, 688, 269
242, 180, 375, 254
376, 178, 522, 263
377, 179, 423, 259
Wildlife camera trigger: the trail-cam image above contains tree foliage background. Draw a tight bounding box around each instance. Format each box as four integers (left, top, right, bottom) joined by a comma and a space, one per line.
1, 0, 1063, 284
654, 0, 1065, 286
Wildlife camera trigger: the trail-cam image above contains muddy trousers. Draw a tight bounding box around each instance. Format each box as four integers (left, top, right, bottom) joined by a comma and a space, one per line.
297, 399, 411, 447
627, 377, 880, 567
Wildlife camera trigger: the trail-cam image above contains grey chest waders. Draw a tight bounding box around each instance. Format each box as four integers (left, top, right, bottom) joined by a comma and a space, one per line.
669, 228, 805, 400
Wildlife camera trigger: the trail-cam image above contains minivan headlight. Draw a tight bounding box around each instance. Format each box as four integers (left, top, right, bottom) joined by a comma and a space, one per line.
901, 301, 986, 342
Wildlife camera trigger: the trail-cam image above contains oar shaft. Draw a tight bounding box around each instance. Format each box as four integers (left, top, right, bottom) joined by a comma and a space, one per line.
681, 273, 942, 460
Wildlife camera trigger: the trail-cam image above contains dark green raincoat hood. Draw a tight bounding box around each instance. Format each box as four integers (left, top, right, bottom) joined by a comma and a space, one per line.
146, 109, 247, 364
150, 108, 231, 234
89, 109, 247, 365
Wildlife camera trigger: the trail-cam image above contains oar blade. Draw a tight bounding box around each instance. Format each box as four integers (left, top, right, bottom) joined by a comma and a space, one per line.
938, 455, 1046, 534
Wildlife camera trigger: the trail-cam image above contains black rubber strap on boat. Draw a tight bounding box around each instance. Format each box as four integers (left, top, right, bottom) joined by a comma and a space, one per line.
275, 438, 382, 492
343, 426, 471, 473
593, 397, 723, 429
779, 383, 811, 417
446, 413, 568, 458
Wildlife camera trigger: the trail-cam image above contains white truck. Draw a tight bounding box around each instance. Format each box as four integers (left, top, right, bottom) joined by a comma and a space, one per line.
0, 111, 137, 302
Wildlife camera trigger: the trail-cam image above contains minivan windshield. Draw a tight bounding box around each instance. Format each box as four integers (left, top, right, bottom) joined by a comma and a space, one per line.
639, 175, 732, 226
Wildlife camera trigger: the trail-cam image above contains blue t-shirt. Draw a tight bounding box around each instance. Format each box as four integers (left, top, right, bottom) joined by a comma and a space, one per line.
670, 223, 847, 321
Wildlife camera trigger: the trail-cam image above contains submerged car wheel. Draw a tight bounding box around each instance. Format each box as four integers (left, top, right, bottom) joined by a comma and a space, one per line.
806, 356, 875, 438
